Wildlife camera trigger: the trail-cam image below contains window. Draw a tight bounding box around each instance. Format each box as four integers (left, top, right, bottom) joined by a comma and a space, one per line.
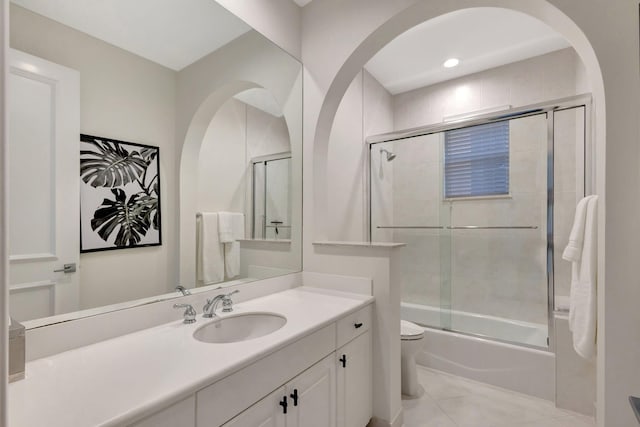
444, 121, 510, 199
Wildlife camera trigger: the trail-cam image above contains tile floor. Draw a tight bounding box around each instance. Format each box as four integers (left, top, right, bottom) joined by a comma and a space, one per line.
403, 366, 596, 427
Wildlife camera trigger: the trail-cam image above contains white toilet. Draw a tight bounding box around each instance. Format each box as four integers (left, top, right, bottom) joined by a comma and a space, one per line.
401, 320, 425, 398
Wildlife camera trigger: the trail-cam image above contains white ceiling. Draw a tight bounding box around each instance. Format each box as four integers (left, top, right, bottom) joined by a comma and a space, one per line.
365, 8, 570, 94
14, 3, 569, 96
234, 89, 283, 117
12, 0, 251, 70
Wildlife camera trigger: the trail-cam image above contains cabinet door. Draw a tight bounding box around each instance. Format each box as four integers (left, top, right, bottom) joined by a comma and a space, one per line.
223, 388, 286, 427
287, 354, 336, 427
336, 330, 372, 427
129, 396, 195, 427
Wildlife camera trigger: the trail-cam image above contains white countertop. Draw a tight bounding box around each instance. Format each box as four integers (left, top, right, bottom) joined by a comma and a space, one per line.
9, 287, 373, 427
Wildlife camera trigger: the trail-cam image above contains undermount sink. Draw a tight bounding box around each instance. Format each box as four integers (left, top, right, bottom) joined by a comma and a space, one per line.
193, 312, 287, 344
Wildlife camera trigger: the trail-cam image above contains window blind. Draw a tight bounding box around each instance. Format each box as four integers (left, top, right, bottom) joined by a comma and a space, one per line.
444, 121, 509, 198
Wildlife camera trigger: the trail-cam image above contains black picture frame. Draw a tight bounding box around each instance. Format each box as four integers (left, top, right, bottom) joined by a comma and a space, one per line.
80, 134, 162, 253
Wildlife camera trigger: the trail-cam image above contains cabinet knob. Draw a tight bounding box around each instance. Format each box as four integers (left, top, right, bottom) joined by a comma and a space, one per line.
290, 389, 299, 406
279, 396, 288, 414
354, 322, 363, 329
339, 354, 347, 368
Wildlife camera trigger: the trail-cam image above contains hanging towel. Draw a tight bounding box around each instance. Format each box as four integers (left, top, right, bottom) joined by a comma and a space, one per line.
563, 195, 598, 359
196, 212, 224, 284
218, 211, 235, 243
562, 195, 594, 262
219, 212, 245, 279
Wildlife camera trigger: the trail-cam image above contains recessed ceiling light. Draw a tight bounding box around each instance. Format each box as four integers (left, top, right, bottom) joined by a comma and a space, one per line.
443, 58, 460, 68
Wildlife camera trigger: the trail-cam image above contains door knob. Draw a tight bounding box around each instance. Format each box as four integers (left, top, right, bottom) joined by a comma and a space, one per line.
53, 263, 76, 273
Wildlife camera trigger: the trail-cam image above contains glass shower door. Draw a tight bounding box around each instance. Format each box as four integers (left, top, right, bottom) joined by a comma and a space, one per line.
370, 134, 452, 329
264, 157, 292, 239
447, 113, 549, 347
252, 156, 292, 240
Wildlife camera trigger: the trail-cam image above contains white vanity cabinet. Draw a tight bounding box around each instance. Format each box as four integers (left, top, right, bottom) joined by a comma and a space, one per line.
285, 353, 337, 427
336, 330, 372, 427
224, 354, 336, 427
223, 388, 286, 427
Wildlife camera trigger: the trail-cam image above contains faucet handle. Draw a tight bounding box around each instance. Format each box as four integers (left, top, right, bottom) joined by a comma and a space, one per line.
221, 290, 239, 313
173, 303, 196, 324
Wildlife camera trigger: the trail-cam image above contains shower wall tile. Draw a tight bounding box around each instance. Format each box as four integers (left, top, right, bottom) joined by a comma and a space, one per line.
510, 150, 547, 194
509, 114, 548, 154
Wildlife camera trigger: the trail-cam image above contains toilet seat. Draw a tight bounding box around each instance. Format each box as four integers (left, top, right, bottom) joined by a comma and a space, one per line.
401, 320, 424, 341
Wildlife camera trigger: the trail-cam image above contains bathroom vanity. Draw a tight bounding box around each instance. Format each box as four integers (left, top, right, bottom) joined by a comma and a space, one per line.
9, 287, 373, 427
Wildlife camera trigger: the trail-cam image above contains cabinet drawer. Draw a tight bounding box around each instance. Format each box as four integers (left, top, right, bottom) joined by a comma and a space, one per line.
336, 305, 371, 348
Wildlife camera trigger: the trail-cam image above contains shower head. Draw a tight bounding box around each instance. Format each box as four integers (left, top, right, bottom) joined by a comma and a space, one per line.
380, 148, 396, 161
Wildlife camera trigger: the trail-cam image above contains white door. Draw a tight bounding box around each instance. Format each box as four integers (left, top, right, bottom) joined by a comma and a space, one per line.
223, 388, 286, 427
336, 331, 372, 427
287, 354, 336, 427
8, 49, 80, 323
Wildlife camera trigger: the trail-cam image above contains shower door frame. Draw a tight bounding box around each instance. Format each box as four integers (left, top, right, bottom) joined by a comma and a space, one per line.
250, 152, 292, 239
365, 93, 592, 350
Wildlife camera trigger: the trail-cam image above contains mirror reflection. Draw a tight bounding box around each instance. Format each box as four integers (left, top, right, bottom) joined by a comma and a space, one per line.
8, 0, 302, 326
251, 153, 292, 240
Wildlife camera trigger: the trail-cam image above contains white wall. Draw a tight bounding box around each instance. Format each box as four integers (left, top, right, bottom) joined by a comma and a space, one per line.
10, 5, 179, 309
326, 70, 394, 241
197, 98, 291, 214
197, 99, 247, 214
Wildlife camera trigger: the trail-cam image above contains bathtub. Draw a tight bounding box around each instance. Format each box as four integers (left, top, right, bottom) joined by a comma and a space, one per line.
401, 301, 548, 347
402, 302, 555, 400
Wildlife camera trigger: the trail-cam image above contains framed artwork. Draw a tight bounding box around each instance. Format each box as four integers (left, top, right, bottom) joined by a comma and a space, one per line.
80, 134, 161, 252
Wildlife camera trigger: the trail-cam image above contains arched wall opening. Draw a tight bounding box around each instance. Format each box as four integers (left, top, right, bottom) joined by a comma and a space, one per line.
312, 1, 604, 242
308, 0, 606, 422
179, 80, 301, 287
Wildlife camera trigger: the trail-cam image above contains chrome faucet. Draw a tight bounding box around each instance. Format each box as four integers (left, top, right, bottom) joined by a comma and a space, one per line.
173, 303, 197, 324
203, 290, 239, 318
175, 285, 191, 296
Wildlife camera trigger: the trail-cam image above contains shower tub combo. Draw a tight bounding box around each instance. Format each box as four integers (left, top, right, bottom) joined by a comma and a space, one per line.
367, 95, 591, 400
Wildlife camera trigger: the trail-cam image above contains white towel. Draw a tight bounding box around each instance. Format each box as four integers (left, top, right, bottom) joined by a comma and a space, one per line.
222, 213, 245, 279
196, 213, 224, 284
563, 195, 598, 359
562, 196, 594, 262
218, 211, 235, 243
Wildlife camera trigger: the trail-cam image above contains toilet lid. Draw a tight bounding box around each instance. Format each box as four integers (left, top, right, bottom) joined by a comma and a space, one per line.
401, 320, 424, 339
